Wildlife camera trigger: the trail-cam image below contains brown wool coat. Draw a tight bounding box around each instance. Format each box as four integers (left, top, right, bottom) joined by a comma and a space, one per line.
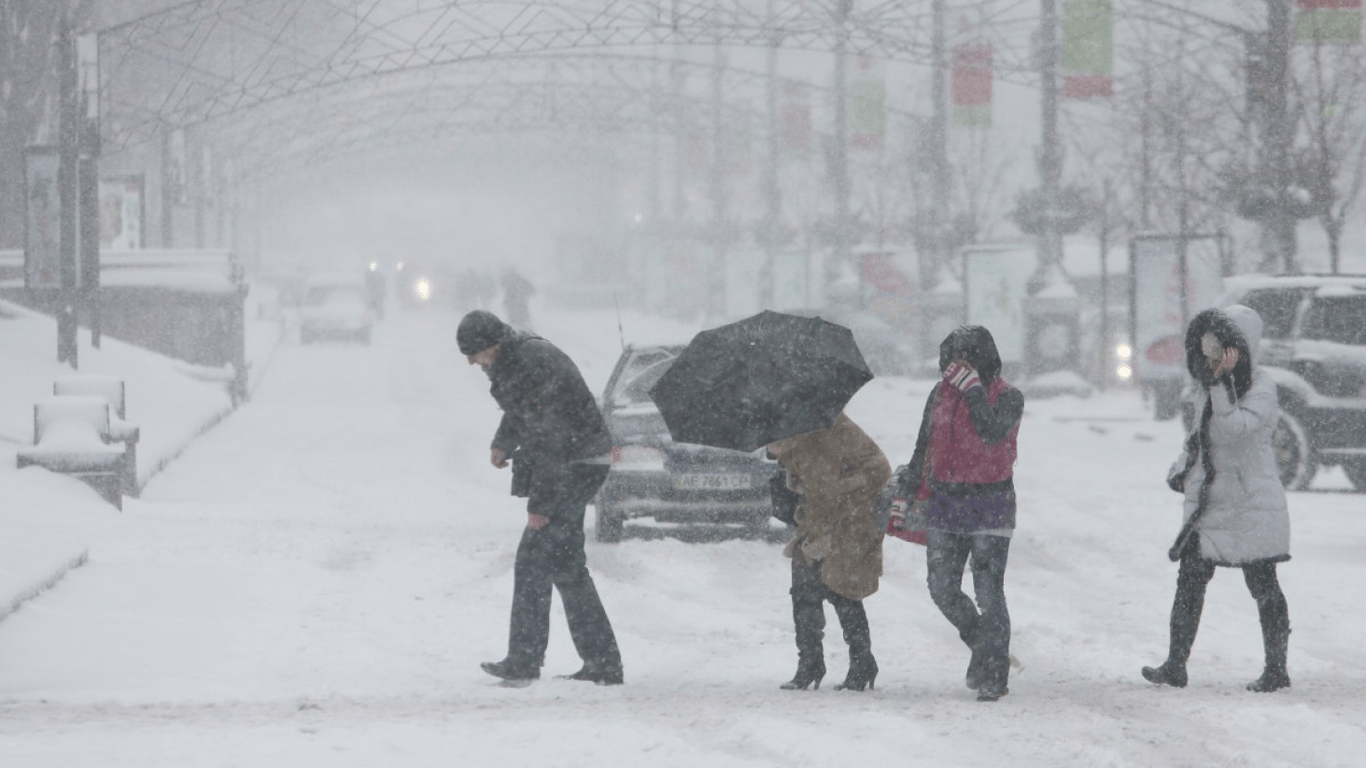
768, 413, 891, 601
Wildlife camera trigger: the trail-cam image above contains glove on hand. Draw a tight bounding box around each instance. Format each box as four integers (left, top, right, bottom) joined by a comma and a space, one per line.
888, 497, 909, 529
943, 361, 982, 393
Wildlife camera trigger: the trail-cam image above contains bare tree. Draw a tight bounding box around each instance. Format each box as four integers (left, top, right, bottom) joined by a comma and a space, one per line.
1293, 36, 1366, 273
901, 113, 1020, 284
0, 1, 90, 248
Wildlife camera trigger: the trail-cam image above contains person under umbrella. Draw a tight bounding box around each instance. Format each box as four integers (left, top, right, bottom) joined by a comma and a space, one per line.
767, 412, 891, 692
888, 325, 1023, 702
1142, 305, 1292, 693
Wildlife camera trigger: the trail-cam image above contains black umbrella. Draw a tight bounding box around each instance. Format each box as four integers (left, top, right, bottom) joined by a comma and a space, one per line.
647, 310, 874, 452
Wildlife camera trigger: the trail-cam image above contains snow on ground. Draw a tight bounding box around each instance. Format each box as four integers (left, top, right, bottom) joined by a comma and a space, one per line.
1, 293, 1365, 768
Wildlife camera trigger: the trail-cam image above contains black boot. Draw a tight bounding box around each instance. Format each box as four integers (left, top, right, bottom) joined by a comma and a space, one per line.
1248, 593, 1290, 693
781, 656, 827, 691
1141, 662, 1188, 688
963, 626, 986, 691
1143, 566, 1205, 689
558, 664, 624, 686
481, 658, 540, 683
831, 596, 877, 691
781, 586, 826, 690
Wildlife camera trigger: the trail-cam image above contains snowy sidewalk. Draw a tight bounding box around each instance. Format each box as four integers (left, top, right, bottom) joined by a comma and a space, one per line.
0, 297, 281, 624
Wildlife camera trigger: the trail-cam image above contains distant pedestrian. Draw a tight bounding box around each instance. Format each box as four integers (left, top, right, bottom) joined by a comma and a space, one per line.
767, 412, 890, 692
889, 325, 1023, 702
459, 310, 623, 686
365, 265, 386, 319
1143, 305, 1292, 693
501, 267, 535, 330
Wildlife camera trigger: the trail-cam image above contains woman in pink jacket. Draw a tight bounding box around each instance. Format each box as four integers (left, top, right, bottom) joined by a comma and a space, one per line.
890, 325, 1023, 702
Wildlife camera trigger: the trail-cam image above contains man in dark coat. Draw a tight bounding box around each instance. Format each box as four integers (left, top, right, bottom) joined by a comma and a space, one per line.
459, 310, 623, 685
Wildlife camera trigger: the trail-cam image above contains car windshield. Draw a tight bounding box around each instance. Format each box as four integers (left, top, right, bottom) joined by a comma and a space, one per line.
1300, 295, 1366, 346
1239, 288, 1302, 340
610, 348, 680, 407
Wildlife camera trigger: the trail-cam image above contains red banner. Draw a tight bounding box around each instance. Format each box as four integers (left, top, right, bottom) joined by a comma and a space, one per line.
862, 253, 914, 297
1064, 74, 1114, 99
952, 43, 992, 128
1296, 0, 1362, 42
1298, 0, 1361, 8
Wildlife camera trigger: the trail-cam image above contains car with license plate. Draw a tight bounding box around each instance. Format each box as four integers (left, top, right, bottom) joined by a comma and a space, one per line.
1181, 274, 1366, 490
594, 344, 782, 542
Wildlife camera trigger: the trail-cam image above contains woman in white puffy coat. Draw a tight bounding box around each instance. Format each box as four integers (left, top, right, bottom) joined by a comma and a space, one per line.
1142, 304, 1292, 693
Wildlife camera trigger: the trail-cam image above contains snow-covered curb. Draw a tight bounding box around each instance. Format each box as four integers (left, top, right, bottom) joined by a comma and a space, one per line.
0, 544, 88, 623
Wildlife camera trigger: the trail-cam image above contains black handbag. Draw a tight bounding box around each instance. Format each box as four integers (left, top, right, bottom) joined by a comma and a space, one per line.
770, 470, 799, 526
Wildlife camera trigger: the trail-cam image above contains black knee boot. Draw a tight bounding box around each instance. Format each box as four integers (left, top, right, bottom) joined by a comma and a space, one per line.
781, 588, 826, 690
831, 596, 877, 692
1142, 590, 1201, 687
1248, 595, 1291, 692
1144, 553, 1209, 688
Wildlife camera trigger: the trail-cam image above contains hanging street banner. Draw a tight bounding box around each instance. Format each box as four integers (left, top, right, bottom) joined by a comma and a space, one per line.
1296, 0, 1363, 43
724, 110, 754, 177
1062, 0, 1114, 99
780, 82, 813, 162
849, 56, 886, 150
952, 43, 992, 128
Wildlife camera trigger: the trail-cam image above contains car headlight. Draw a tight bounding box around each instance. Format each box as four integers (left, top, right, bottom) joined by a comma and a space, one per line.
415, 278, 431, 301
611, 445, 666, 470
1116, 364, 1133, 380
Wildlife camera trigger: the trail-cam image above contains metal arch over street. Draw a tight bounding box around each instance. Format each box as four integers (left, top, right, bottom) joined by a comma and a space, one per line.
209, 51, 925, 183
96, 0, 1032, 153
204, 49, 928, 184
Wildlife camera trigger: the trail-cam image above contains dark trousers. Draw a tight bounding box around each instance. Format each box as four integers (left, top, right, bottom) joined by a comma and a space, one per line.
926, 530, 1011, 687
1166, 538, 1290, 667
506, 464, 621, 671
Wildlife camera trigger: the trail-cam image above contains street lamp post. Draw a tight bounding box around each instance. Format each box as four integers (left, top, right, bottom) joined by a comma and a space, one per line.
57, 15, 80, 367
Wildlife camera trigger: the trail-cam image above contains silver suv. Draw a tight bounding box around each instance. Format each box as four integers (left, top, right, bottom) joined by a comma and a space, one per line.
1189, 275, 1366, 490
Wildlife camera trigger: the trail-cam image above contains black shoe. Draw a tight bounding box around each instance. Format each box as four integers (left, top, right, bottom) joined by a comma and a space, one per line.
780, 659, 826, 691
481, 659, 539, 682
1246, 668, 1290, 693
976, 682, 1008, 702
1141, 662, 1187, 688
965, 647, 987, 690
558, 665, 624, 686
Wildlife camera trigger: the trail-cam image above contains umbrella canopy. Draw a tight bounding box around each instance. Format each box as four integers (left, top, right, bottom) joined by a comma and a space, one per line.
647, 310, 874, 452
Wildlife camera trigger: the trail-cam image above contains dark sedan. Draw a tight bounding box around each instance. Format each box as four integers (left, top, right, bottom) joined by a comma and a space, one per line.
594, 344, 781, 542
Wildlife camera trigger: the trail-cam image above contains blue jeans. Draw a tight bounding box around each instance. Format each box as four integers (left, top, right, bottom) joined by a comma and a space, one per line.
926, 530, 1011, 688
506, 464, 621, 671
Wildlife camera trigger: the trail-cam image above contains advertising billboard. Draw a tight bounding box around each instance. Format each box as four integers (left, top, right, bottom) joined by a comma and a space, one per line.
99, 174, 145, 250
963, 244, 1036, 367
24, 147, 62, 290
1129, 234, 1227, 385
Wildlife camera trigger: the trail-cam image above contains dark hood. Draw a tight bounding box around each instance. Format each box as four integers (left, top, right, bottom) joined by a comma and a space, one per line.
1185, 305, 1259, 397
939, 325, 1003, 386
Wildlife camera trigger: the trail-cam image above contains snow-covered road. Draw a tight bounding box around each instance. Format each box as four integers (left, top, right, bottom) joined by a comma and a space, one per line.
2, 303, 1364, 767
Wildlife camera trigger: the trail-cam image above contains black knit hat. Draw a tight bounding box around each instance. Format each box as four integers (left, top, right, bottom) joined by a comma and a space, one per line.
457, 310, 511, 355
